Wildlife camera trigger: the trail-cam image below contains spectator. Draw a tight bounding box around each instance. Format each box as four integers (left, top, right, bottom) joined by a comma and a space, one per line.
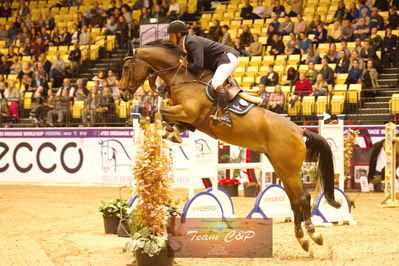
97, 87, 115, 124
77, 12, 88, 29
221, 25, 233, 47
191, 21, 203, 36
382, 26, 398, 67
240, 24, 254, 47
38, 53, 51, 77
140, 8, 151, 21
88, 10, 104, 28
388, 6, 399, 29
49, 53, 66, 81
29, 70, 48, 93
260, 64, 279, 86
105, 0, 117, 18
121, 6, 133, 32
70, 24, 80, 44
79, 25, 91, 45
241, 0, 253, 19
152, 5, 165, 18
0, 55, 11, 75
82, 86, 102, 126
360, 39, 379, 68
334, 1, 349, 21
327, 21, 342, 43
267, 85, 284, 113
346, 59, 363, 83
0, 25, 7, 40
319, 58, 334, 84
279, 15, 294, 35
285, 32, 300, 55
353, 37, 363, 54
248, 34, 262, 56
31, 37, 46, 56
305, 61, 318, 84
270, 13, 281, 31
19, 26, 31, 43
30, 86, 46, 126
93, 70, 105, 88
308, 14, 323, 34
354, 17, 371, 40
370, 27, 383, 51
9, 56, 22, 75
286, 0, 303, 17
340, 19, 354, 41
311, 73, 328, 96
0, 97, 11, 127
20, 73, 32, 92
4, 80, 20, 120
86, 1, 105, 18
294, 14, 307, 34
56, 78, 75, 97
30, 27, 38, 41
285, 67, 299, 88
117, 16, 129, 48
293, 72, 312, 100
269, 34, 285, 56
233, 38, 251, 56
0, 2, 12, 18
207, 26, 220, 42
15, 15, 24, 30
252, 0, 267, 19
107, 70, 117, 87
112, 79, 121, 100
47, 89, 70, 126
355, 7, 370, 26
68, 43, 81, 74
313, 24, 328, 47
6, 47, 18, 59
51, 27, 61, 46
60, 27, 71, 45
370, 7, 384, 30
18, 0, 30, 17
298, 32, 312, 54
43, 10, 55, 30
160, 0, 170, 16
167, 0, 180, 19
272, 0, 286, 17
40, 27, 51, 47
335, 50, 350, 75
361, 60, 378, 97
18, 62, 33, 81
349, 50, 364, 70
324, 43, 340, 63
75, 79, 89, 101
7, 22, 20, 44
356, 0, 371, 19
266, 24, 279, 45
374, 0, 390, 12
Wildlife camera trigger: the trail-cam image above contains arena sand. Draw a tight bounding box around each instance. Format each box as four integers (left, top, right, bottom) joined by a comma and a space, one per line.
0, 184, 398, 266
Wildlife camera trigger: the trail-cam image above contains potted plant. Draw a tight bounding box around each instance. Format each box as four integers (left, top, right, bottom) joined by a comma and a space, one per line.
125, 120, 175, 266
372, 176, 383, 192
99, 198, 129, 234
218, 178, 241, 197
243, 181, 260, 197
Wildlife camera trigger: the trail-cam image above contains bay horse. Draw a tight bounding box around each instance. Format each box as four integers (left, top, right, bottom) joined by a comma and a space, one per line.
119, 40, 340, 251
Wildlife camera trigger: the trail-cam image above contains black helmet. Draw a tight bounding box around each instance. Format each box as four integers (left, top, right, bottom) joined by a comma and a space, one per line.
167, 20, 188, 34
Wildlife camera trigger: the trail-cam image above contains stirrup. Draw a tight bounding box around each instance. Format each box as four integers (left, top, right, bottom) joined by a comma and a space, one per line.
211, 114, 232, 127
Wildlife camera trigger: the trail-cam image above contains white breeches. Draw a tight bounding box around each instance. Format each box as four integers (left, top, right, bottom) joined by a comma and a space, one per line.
211, 52, 239, 89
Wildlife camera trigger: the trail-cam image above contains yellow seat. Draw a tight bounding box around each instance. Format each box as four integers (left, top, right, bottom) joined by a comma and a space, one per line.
72, 101, 84, 119
347, 84, 361, 103
330, 95, 345, 114
23, 92, 33, 109
390, 94, 399, 114
335, 73, 348, 84
333, 84, 348, 97
302, 96, 315, 115
242, 76, 255, 87
287, 95, 301, 115
315, 96, 328, 114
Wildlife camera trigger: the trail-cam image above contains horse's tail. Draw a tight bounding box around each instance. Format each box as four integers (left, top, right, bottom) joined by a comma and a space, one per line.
367, 138, 384, 182
303, 130, 341, 208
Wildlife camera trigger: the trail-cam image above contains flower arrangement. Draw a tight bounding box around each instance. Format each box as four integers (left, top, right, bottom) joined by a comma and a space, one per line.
344, 129, 359, 181
243, 181, 260, 188
125, 121, 174, 257
218, 178, 241, 185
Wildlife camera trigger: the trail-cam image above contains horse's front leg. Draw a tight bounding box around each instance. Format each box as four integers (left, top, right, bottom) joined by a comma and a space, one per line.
160, 104, 189, 123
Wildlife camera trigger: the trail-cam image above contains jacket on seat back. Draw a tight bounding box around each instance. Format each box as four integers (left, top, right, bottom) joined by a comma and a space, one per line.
184, 34, 240, 73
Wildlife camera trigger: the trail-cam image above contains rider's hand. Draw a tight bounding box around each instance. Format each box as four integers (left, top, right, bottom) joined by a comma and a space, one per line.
179, 57, 188, 67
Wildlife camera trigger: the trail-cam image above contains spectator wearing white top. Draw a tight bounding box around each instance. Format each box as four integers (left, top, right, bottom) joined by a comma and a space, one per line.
56, 78, 76, 97
79, 25, 91, 45
252, 0, 267, 19
167, 0, 180, 18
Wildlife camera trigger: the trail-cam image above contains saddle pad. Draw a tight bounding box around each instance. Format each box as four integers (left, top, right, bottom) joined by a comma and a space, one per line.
205, 81, 255, 115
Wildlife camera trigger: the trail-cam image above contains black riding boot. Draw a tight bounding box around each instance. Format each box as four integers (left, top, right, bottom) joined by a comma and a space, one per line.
213, 89, 232, 127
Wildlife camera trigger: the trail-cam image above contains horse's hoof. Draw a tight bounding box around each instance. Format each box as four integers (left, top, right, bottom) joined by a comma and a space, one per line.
168, 133, 182, 144
307, 231, 323, 245
162, 122, 174, 132
296, 237, 309, 252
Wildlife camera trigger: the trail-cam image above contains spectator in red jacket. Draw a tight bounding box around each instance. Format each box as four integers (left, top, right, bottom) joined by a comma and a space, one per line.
294, 73, 312, 96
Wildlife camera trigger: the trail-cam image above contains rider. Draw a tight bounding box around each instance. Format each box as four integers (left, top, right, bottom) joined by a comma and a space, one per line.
167, 20, 240, 127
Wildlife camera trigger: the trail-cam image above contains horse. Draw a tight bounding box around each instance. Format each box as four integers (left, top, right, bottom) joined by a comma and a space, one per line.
119, 39, 341, 251
99, 139, 132, 172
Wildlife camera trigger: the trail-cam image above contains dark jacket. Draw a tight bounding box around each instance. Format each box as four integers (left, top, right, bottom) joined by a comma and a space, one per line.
30, 77, 49, 91
319, 66, 334, 84
184, 34, 239, 73
68, 48, 81, 62
260, 72, 279, 86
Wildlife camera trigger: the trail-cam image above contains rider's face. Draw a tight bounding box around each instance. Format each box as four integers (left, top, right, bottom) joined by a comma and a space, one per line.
169, 33, 177, 44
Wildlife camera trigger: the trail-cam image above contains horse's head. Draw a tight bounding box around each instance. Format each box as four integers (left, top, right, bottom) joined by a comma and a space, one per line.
119, 51, 150, 102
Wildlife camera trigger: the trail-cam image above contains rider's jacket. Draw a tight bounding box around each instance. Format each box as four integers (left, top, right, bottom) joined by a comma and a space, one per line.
183, 34, 240, 73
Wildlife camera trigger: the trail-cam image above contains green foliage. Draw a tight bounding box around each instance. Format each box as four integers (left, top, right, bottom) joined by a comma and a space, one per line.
308, 166, 319, 184
125, 227, 168, 257
371, 176, 382, 184
220, 148, 245, 178
99, 198, 129, 218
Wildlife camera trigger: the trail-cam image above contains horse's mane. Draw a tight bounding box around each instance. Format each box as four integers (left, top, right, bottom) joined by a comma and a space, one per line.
143, 39, 185, 55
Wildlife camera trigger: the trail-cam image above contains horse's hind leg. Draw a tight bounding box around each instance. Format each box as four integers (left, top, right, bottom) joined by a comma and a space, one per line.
301, 191, 323, 245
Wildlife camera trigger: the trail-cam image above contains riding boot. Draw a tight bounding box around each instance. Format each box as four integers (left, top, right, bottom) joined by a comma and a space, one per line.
213, 87, 232, 127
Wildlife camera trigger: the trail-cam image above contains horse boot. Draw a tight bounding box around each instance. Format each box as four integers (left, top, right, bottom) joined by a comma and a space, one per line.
212, 86, 232, 127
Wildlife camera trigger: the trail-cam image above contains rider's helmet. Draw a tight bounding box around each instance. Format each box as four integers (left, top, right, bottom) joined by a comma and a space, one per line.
167, 20, 189, 34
